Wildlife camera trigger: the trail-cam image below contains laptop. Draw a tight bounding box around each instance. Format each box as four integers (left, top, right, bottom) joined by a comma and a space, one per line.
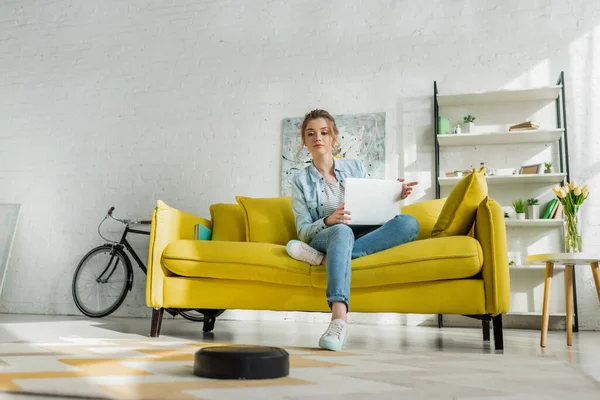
344, 178, 403, 226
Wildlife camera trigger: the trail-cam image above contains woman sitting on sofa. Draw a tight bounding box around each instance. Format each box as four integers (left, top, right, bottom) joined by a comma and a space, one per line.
287, 109, 420, 352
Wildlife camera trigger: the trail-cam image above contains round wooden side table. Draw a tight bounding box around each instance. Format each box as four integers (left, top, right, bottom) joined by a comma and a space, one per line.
526, 253, 600, 347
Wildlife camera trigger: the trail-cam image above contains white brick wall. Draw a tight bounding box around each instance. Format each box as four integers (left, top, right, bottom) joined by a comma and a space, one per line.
1, 0, 599, 330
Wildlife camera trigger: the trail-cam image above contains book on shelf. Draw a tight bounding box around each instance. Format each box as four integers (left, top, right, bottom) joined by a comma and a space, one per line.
551, 201, 563, 219
509, 121, 540, 131
548, 199, 559, 219
541, 198, 558, 219
444, 170, 472, 177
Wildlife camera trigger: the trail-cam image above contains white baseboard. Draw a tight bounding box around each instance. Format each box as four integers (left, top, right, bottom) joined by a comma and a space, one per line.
218, 310, 561, 331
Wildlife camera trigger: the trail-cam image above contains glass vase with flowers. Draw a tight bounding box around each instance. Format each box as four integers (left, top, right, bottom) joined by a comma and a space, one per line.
552, 182, 590, 253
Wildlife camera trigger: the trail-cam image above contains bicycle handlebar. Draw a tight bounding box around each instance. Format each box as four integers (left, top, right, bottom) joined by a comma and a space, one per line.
106, 207, 150, 226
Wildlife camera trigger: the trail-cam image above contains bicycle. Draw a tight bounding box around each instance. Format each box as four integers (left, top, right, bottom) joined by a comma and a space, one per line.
71, 206, 225, 331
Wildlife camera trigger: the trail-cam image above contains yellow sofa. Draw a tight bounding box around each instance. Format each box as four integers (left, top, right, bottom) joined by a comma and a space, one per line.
146, 193, 510, 350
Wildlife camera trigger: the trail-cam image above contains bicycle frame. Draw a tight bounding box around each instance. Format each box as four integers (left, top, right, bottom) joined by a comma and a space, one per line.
118, 225, 149, 275
98, 225, 149, 286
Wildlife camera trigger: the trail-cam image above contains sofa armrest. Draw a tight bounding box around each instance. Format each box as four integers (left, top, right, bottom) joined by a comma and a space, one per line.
146, 200, 211, 308
474, 197, 510, 315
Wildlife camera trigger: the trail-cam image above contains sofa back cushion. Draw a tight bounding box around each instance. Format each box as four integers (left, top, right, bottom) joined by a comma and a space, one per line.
401, 198, 446, 240
209, 203, 247, 242
431, 168, 488, 237
236, 196, 298, 245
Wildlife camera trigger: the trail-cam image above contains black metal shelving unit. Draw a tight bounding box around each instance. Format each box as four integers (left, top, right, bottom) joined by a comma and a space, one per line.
433, 71, 577, 332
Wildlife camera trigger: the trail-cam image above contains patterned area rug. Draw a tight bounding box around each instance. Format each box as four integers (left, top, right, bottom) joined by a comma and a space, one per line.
1, 337, 599, 399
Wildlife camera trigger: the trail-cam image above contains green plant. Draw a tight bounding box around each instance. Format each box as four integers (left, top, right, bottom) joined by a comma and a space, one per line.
512, 199, 526, 213
544, 162, 552, 169
463, 115, 476, 123
527, 198, 539, 206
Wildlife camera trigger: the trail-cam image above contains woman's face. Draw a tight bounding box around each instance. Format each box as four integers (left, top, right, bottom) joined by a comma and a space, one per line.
303, 118, 335, 157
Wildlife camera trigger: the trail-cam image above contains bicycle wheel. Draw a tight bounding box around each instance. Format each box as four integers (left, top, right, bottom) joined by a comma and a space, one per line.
72, 245, 132, 318
179, 309, 225, 322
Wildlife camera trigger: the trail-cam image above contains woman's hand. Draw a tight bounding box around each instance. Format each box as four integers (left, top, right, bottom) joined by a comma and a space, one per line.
325, 202, 352, 226
398, 178, 419, 200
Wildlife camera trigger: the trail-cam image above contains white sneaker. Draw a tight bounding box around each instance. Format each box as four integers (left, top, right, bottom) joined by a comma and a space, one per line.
319, 319, 348, 352
286, 240, 325, 265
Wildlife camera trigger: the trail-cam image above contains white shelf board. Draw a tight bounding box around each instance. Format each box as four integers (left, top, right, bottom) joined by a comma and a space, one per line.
437, 85, 562, 106
439, 173, 566, 186
507, 311, 566, 317
509, 264, 565, 270
505, 219, 563, 227
437, 129, 564, 147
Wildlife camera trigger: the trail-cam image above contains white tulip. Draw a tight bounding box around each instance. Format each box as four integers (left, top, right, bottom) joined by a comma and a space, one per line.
574, 186, 582, 196
552, 185, 561, 196
582, 185, 589, 197
558, 188, 567, 198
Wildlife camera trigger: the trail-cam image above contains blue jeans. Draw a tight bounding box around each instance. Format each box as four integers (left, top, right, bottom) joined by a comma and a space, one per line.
309, 214, 420, 311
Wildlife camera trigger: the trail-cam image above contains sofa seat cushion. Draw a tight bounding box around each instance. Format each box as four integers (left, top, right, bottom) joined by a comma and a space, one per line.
310, 236, 483, 289
162, 240, 311, 287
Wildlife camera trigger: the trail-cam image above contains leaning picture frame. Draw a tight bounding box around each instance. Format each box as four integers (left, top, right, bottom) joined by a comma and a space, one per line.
519, 163, 543, 175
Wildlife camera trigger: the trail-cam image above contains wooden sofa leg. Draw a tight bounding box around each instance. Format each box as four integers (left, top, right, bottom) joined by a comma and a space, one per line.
492, 314, 504, 351
150, 308, 164, 338
482, 319, 490, 342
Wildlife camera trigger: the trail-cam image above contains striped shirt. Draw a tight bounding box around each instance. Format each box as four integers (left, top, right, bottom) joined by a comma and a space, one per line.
323, 180, 345, 217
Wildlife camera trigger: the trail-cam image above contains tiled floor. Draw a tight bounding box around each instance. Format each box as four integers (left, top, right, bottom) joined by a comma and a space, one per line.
0, 314, 599, 399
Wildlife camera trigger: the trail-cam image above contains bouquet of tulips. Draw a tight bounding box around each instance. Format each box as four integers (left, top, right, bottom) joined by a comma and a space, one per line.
551, 181, 590, 209
551, 181, 590, 253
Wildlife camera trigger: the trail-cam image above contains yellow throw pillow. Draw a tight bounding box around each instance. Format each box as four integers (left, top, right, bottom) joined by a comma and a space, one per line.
209, 203, 247, 242
431, 168, 488, 237
401, 198, 446, 240
236, 196, 298, 245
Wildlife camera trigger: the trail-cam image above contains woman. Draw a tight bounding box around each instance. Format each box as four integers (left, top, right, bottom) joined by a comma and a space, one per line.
287, 109, 420, 352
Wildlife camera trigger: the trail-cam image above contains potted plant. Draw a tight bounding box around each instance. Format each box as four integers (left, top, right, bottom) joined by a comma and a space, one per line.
526, 198, 540, 219
544, 162, 553, 173
512, 199, 526, 220
462, 115, 476, 133
453, 169, 462, 177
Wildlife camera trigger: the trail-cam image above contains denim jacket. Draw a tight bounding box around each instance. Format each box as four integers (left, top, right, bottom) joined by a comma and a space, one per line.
290, 158, 367, 243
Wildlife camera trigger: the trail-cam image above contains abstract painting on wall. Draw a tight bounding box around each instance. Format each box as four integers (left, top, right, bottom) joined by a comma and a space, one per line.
0, 204, 21, 297
281, 112, 386, 196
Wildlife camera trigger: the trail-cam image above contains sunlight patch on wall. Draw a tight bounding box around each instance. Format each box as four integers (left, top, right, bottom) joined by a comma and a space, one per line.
505, 59, 551, 89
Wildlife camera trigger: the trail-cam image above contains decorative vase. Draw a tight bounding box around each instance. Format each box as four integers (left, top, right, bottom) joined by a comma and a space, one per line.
462, 122, 474, 133
517, 213, 525, 220
544, 168, 552, 174
564, 205, 582, 253
527, 205, 540, 219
